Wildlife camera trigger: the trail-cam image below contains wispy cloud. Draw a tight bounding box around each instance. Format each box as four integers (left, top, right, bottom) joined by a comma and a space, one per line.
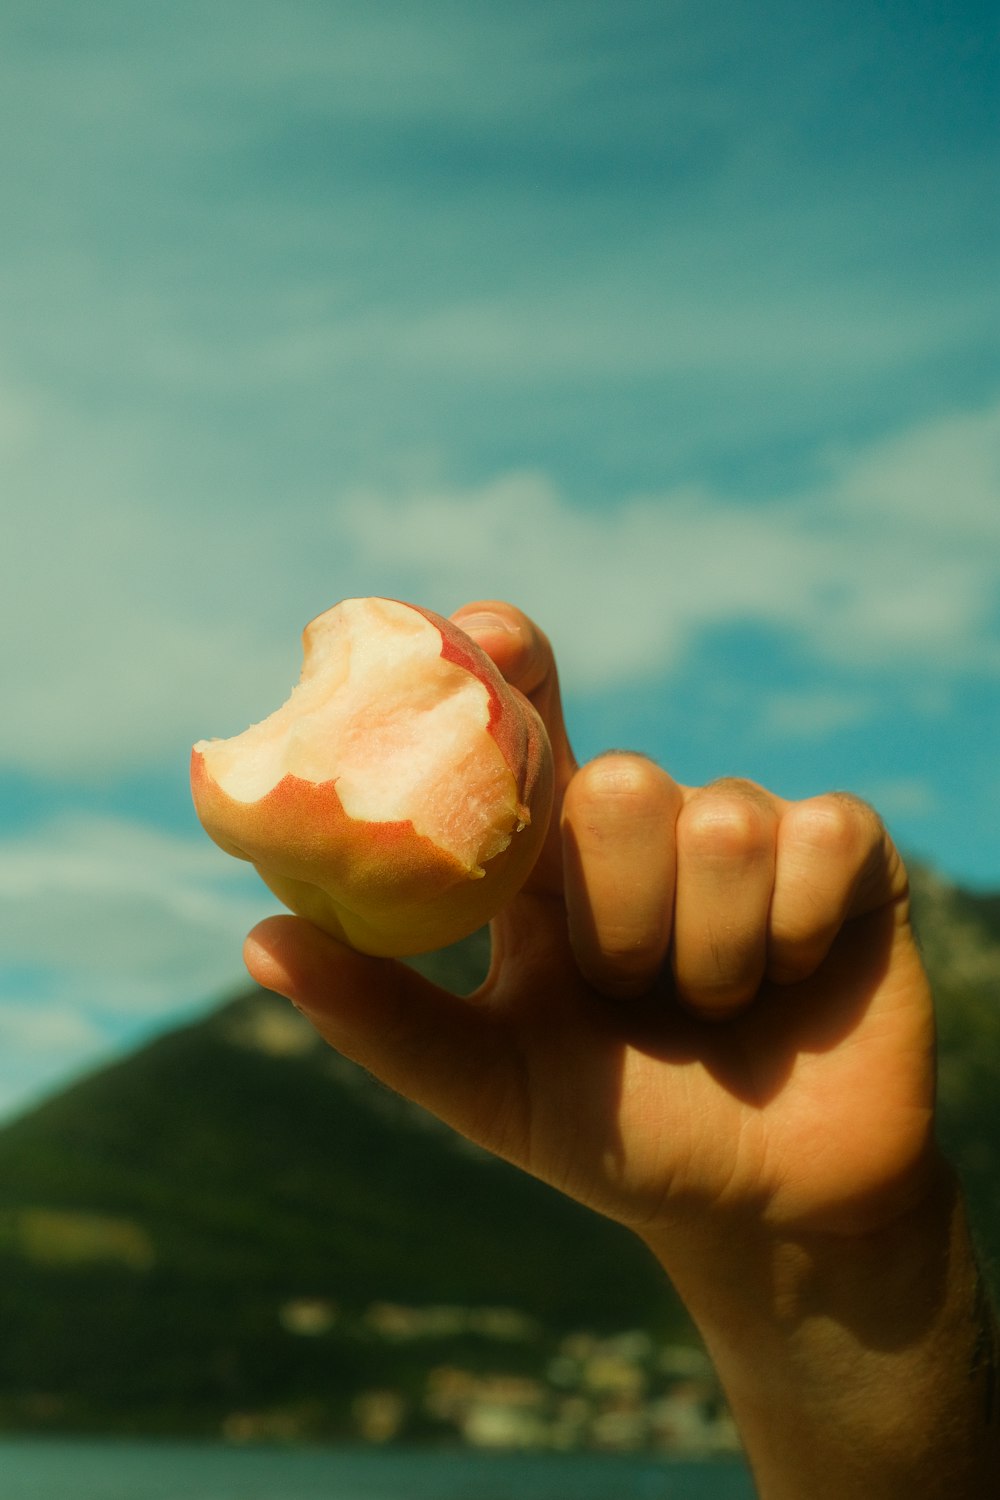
0, 808, 275, 1117
0, 999, 110, 1121
340, 399, 1000, 686
4, 394, 998, 778
0, 812, 270, 1006
0, 1001, 103, 1056
862, 777, 939, 820
2, 3, 994, 475
759, 691, 878, 741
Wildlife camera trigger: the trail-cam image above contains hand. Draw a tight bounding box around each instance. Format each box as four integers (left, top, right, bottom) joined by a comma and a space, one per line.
244, 601, 939, 1257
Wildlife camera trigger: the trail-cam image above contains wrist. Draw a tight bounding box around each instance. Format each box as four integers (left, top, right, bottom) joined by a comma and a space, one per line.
638, 1162, 999, 1496
639, 1138, 952, 1289
641, 1153, 960, 1367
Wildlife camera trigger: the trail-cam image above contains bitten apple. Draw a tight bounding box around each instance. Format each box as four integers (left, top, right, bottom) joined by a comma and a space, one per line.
190, 597, 553, 956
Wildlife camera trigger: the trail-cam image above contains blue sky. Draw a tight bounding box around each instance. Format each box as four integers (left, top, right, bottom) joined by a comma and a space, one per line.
2, 0, 998, 1119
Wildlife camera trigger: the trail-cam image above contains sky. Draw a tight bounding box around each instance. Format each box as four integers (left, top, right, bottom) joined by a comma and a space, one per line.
1, 0, 998, 1120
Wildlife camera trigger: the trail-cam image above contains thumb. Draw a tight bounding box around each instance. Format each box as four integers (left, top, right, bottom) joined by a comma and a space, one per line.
244, 915, 520, 1153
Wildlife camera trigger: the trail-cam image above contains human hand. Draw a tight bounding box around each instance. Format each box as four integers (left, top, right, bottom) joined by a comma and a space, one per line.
244, 601, 939, 1261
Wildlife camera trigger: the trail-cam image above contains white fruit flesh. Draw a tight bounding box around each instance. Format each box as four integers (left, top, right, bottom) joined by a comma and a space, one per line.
193, 598, 518, 872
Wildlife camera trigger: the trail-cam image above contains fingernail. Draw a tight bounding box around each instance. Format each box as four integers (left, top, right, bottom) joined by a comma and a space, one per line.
453, 611, 518, 637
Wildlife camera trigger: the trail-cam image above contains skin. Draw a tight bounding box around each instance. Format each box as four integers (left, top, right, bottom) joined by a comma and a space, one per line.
246, 601, 999, 1496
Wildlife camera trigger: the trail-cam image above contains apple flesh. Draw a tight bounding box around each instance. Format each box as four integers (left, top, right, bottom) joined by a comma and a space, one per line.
191, 597, 553, 956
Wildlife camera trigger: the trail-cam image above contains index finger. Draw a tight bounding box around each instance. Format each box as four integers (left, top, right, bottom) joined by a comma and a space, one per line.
451, 600, 577, 892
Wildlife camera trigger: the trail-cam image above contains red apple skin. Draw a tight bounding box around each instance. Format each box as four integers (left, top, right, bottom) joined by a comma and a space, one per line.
408, 601, 548, 832
190, 602, 554, 957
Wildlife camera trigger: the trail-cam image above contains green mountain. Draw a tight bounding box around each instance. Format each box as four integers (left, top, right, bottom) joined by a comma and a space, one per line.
908, 868, 1000, 1276
0, 869, 997, 1442
0, 931, 687, 1439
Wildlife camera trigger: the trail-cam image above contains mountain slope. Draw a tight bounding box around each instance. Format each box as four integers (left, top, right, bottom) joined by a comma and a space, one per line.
909, 867, 1000, 1274
0, 935, 686, 1436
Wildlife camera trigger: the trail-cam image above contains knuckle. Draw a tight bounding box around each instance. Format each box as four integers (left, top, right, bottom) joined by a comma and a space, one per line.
673, 917, 766, 1006
768, 925, 838, 985
514, 624, 555, 696
498, 613, 554, 697
681, 788, 773, 863
591, 949, 667, 1001
575, 910, 670, 998
792, 798, 857, 853
791, 794, 880, 861
573, 753, 665, 814
707, 775, 766, 797
675, 971, 756, 1016
598, 924, 667, 975
454, 601, 553, 693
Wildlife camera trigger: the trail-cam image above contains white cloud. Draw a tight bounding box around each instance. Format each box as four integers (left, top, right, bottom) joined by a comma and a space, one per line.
0, 812, 272, 1010
339, 398, 1000, 689
0, 1022, 111, 1123
858, 777, 938, 820
0, 809, 277, 1119
760, 690, 877, 741
0, 375, 39, 453
831, 402, 1000, 538
0, 1000, 104, 1056
2, 388, 997, 781
0, 374, 304, 773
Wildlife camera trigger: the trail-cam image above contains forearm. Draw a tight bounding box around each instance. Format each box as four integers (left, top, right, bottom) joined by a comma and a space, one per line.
643, 1166, 1000, 1498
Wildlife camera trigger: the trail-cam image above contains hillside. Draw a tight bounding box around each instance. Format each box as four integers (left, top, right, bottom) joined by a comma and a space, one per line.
908, 867, 1000, 1275
0, 869, 998, 1444
0, 931, 689, 1441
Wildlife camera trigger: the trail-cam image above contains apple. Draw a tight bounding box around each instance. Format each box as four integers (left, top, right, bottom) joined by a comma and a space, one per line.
190, 597, 553, 956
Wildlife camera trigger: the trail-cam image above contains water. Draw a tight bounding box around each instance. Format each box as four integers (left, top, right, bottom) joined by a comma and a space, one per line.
0, 1440, 756, 1500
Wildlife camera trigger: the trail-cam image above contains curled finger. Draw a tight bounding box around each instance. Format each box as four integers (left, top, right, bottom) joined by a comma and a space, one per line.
672, 779, 780, 1017
767, 793, 909, 984
561, 753, 681, 1000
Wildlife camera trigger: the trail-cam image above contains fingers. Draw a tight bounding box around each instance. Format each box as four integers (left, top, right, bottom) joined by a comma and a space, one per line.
672, 784, 907, 1014
767, 793, 908, 983
561, 769, 908, 1018
450, 599, 577, 791
562, 753, 682, 999
244, 915, 523, 1156
671, 779, 780, 1016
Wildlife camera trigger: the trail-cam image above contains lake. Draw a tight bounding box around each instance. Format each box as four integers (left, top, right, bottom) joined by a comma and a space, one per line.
0, 1439, 756, 1499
